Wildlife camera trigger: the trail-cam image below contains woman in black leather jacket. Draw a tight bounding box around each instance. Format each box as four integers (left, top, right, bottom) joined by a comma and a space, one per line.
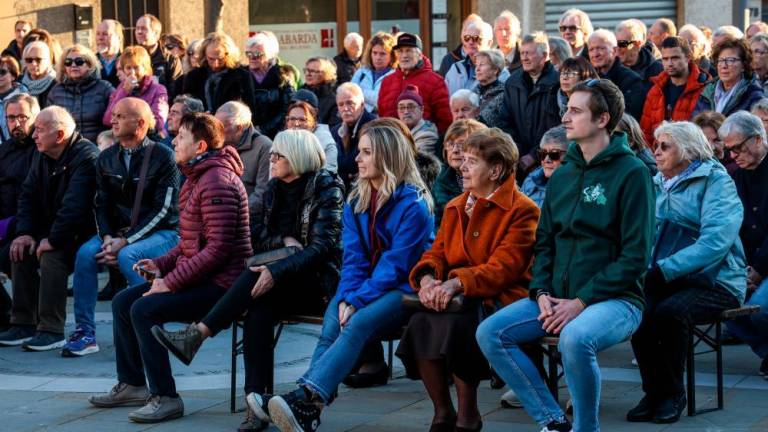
246, 32, 296, 139
151, 128, 344, 431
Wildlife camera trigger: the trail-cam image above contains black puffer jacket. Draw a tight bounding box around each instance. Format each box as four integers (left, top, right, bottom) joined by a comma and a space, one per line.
251, 169, 344, 299
601, 58, 647, 120
438, 44, 464, 77
181, 66, 257, 116
15, 133, 99, 248
251, 62, 295, 138
333, 51, 360, 84
0, 135, 36, 220
95, 138, 180, 243
148, 45, 183, 97
47, 73, 114, 142
302, 81, 340, 126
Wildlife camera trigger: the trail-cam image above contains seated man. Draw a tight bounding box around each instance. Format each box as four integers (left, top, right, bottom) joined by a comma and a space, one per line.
161, 94, 204, 148
477, 79, 655, 432
397, 84, 438, 155
64, 97, 180, 357
0, 106, 99, 350
88, 112, 252, 423
0, 93, 40, 329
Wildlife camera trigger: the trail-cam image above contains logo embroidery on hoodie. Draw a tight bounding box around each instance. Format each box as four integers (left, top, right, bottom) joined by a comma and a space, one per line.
582, 184, 607, 205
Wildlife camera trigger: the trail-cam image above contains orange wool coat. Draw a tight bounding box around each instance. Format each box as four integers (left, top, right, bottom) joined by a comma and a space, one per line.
409, 176, 540, 306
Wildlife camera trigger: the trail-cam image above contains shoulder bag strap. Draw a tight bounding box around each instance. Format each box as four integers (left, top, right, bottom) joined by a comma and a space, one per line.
130, 143, 155, 229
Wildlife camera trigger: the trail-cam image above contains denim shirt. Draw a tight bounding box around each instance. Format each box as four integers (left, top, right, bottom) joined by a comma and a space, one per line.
653, 159, 747, 303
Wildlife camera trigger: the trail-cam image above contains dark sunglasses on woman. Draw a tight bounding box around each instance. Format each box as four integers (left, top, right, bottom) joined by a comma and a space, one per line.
537, 149, 567, 161
64, 57, 88, 67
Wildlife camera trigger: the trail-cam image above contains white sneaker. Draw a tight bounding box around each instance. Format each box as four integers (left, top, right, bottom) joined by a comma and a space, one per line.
500, 389, 523, 408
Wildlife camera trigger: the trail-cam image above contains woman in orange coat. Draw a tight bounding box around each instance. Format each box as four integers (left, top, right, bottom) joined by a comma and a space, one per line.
396, 128, 540, 432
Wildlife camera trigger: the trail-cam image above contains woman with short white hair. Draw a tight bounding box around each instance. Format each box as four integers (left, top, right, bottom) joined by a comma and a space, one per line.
629, 121, 745, 424
450, 89, 480, 121
473, 49, 506, 127
20, 41, 57, 107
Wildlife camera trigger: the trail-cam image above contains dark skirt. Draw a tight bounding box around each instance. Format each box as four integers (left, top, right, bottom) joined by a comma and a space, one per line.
396, 303, 490, 385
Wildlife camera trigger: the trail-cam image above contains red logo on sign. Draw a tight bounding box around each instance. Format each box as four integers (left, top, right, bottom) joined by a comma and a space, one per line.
321, 29, 335, 48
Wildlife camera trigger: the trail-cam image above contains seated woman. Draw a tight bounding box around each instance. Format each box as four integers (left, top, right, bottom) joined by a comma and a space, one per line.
397, 128, 540, 432
152, 129, 344, 431
301, 56, 340, 126
693, 111, 737, 175
617, 113, 658, 175
266, 122, 434, 432
284, 99, 338, 173
628, 121, 746, 424
432, 119, 486, 228
87, 112, 252, 424
520, 125, 568, 207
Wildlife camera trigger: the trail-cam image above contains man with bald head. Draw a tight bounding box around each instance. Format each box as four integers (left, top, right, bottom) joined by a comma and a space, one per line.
62, 97, 180, 357
0, 106, 99, 351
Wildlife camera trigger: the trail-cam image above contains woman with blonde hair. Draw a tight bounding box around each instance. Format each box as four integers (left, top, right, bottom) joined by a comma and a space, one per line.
102, 46, 168, 134
351, 32, 398, 113
47, 44, 114, 141
19, 41, 57, 107
179, 31, 256, 115
302, 56, 340, 125
265, 122, 434, 432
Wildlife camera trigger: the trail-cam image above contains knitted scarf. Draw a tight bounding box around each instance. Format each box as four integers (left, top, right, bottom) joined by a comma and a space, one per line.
21, 70, 56, 96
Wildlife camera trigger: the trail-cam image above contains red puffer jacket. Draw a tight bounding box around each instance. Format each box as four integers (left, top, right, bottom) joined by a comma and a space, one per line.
154, 145, 253, 292
640, 61, 709, 147
377, 57, 453, 134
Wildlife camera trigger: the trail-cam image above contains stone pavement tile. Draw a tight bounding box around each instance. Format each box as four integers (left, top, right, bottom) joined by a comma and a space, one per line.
34, 418, 153, 432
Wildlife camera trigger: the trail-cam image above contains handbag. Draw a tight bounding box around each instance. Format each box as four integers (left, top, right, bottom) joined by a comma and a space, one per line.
651, 219, 721, 289
244, 246, 301, 267
401, 292, 466, 313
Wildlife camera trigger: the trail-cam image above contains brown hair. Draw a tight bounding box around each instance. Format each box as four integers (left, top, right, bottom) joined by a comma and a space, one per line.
443, 119, 487, 160
161, 34, 187, 52
463, 128, 519, 183
559, 56, 598, 81
571, 78, 625, 132
692, 110, 727, 132
120, 45, 153, 76
361, 32, 398, 69
22, 28, 61, 66
15, 20, 32, 30
713, 37, 754, 79
285, 101, 318, 131
661, 36, 691, 57
198, 32, 241, 70
0, 55, 21, 79
180, 112, 225, 150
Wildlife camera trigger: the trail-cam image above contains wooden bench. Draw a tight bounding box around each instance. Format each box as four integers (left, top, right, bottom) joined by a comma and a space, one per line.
539, 305, 761, 416
229, 315, 400, 413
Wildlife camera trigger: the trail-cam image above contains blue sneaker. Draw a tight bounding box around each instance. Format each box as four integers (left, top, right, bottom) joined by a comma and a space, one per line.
61, 327, 99, 357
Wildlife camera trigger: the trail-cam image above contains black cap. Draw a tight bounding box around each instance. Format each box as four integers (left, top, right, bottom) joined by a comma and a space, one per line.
394, 33, 423, 51
291, 89, 319, 109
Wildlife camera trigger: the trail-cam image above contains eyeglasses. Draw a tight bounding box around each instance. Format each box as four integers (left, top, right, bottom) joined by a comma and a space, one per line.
462, 35, 482, 43
724, 135, 754, 155
616, 40, 634, 48
5, 114, 29, 123
656, 140, 677, 152
24, 57, 42, 64
246, 51, 265, 59
537, 148, 567, 161
446, 139, 466, 150
269, 151, 286, 161
560, 70, 580, 79
64, 57, 87, 67
716, 57, 742, 67
559, 25, 579, 33
754, 48, 768, 56
397, 103, 421, 112
286, 116, 308, 124
0, 68, 8, 77
303, 68, 321, 75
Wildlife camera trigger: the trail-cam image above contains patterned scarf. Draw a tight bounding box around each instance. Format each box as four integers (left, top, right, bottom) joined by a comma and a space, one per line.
21, 70, 56, 96
464, 187, 499, 217
662, 160, 702, 191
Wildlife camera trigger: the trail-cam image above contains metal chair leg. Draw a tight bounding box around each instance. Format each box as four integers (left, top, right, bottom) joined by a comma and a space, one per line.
231, 321, 238, 413
547, 344, 559, 402
686, 328, 695, 417
387, 340, 394, 379
716, 322, 724, 410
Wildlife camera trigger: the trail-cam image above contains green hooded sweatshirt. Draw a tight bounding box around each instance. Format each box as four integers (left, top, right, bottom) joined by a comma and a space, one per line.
529, 132, 655, 311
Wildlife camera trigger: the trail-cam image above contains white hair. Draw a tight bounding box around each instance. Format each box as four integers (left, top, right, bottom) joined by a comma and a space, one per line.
654, 121, 714, 162
216, 100, 252, 127
273, 129, 326, 175
343, 32, 363, 48
616, 19, 645, 42
521, 31, 550, 56
336, 82, 364, 104
679, 23, 710, 57
466, 20, 494, 41
40, 105, 76, 137
450, 89, 479, 107
589, 29, 618, 50
474, 49, 506, 73
246, 31, 279, 59
559, 9, 594, 36
494, 10, 521, 36
713, 25, 744, 40
720, 110, 768, 149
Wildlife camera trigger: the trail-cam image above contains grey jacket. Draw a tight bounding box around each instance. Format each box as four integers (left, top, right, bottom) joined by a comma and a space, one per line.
237, 125, 272, 214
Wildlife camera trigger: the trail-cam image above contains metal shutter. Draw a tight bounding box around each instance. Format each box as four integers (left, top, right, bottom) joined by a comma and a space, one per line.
545, 0, 678, 33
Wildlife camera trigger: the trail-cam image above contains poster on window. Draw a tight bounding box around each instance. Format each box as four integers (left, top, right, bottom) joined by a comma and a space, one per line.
249, 22, 338, 71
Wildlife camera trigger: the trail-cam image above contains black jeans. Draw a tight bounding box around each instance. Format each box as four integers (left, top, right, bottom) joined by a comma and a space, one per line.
201, 269, 325, 395
0, 240, 11, 324
631, 281, 739, 399
112, 281, 224, 397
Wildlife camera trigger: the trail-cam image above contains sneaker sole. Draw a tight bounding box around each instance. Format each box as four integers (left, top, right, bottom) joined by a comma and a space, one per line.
88, 396, 148, 408
500, 399, 523, 409
62, 344, 100, 357
246, 393, 271, 422
0, 337, 33, 346
128, 409, 184, 423
268, 396, 305, 432
22, 339, 66, 351
151, 326, 192, 365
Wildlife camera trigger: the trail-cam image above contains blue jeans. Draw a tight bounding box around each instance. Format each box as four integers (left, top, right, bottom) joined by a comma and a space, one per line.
298, 290, 404, 403
476, 298, 641, 432
726, 278, 768, 359
72, 230, 178, 332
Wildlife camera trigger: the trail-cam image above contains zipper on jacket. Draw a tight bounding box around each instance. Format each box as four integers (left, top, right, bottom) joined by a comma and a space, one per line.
561, 169, 586, 299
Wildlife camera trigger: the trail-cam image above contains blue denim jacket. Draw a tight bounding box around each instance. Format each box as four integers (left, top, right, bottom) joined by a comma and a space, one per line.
653, 159, 747, 303
336, 183, 434, 309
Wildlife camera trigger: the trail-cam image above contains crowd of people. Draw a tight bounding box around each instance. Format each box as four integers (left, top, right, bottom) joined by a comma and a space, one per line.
0, 8, 767, 432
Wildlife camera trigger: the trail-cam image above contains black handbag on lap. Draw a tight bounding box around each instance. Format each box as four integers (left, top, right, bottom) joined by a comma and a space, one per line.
244, 246, 301, 268
651, 219, 721, 289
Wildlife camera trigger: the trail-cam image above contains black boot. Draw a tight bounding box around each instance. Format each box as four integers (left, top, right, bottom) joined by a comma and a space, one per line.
653, 392, 686, 424
151, 323, 204, 365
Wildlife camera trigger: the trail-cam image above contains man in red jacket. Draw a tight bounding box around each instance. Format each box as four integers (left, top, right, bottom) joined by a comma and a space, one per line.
640, 36, 709, 147
378, 33, 453, 134
88, 113, 253, 424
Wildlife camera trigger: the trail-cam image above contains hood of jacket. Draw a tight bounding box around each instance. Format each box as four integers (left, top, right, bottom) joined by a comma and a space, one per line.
181, 144, 244, 179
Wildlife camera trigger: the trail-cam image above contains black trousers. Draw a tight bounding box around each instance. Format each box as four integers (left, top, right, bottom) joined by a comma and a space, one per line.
631, 281, 739, 399
0, 240, 11, 324
201, 268, 325, 395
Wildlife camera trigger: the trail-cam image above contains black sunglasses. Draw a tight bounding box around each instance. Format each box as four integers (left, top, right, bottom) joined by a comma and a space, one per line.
616, 40, 634, 48
537, 149, 567, 161
64, 57, 87, 67
559, 25, 579, 33
724, 135, 755, 155
0, 68, 8, 77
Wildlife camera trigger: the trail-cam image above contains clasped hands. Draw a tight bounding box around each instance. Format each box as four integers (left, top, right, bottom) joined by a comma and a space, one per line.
418, 275, 462, 312
95, 235, 127, 266
537, 294, 585, 334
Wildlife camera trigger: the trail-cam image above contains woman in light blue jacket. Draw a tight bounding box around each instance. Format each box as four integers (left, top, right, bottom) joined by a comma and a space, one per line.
350, 32, 396, 113
628, 121, 746, 424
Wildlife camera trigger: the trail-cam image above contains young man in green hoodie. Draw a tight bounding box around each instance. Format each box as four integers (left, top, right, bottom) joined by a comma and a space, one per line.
477, 79, 655, 432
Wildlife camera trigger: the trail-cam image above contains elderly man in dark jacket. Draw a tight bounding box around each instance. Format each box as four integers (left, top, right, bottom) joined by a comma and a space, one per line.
495, 32, 561, 174
332, 82, 377, 190
0, 106, 99, 351
334, 32, 363, 84
0, 94, 39, 329
616, 20, 663, 86
64, 98, 180, 357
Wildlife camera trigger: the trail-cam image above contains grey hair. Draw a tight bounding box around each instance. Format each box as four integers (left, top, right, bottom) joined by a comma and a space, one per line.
521, 31, 550, 56
616, 19, 645, 42
246, 31, 279, 59
39, 105, 76, 137
750, 33, 768, 51
494, 10, 521, 36
465, 21, 494, 41
559, 9, 594, 36
539, 125, 568, 148
172, 94, 205, 114
474, 49, 505, 73
679, 23, 710, 57
343, 32, 364, 47
450, 89, 479, 107
216, 100, 252, 127
548, 37, 573, 62
272, 129, 326, 175
589, 29, 618, 50
751, 97, 768, 115
719, 110, 768, 149
336, 82, 364, 103
713, 25, 744, 40
654, 121, 714, 162
4, 93, 41, 118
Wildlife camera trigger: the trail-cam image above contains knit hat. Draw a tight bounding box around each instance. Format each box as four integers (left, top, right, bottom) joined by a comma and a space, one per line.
396, 84, 423, 107
292, 89, 319, 109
